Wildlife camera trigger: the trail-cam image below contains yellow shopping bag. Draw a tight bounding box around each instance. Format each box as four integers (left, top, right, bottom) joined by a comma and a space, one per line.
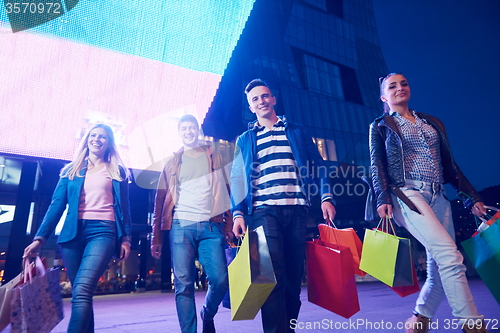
228, 226, 276, 321
359, 217, 413, 287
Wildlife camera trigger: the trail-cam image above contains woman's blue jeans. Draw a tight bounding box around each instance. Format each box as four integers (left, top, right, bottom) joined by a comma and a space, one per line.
170, 220, 228, 333
392, 180, 482, 321
60, 219, 116, 333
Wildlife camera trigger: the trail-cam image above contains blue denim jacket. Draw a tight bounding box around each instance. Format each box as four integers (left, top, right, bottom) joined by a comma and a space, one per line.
230, 118, 333, 215
35, 166, 132, 244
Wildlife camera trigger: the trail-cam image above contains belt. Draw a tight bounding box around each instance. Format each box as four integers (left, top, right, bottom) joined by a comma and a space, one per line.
405, 179, 443, 193
390, 184, 421, 215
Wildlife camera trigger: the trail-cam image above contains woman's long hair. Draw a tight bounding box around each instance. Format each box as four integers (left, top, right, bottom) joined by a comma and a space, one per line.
61, 123, 130, 181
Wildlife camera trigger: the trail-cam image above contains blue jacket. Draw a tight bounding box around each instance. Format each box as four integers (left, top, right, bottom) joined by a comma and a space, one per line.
230, 118, 333, 215
35, 166, 132, 244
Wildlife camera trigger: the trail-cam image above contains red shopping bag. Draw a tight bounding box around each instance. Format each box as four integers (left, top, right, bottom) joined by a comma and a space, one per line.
318, 221, 366, 276
306, 239, 360, 318
389, 263, 420, 297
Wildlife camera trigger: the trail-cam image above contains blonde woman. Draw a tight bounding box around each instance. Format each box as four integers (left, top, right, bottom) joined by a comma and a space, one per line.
24, 123, 132, 333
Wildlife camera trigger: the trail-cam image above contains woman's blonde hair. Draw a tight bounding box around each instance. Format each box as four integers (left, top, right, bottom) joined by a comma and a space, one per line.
61, 123, 130, 181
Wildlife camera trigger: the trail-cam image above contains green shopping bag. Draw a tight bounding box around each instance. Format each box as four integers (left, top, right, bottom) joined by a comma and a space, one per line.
462, 219, 500, 304
359, 217, 413, 287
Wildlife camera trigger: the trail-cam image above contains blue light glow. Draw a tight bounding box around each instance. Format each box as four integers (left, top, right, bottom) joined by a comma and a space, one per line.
1, 0, 255, 74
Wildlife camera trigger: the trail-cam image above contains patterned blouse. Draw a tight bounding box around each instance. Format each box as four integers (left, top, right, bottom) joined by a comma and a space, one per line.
390, 110, 444, 184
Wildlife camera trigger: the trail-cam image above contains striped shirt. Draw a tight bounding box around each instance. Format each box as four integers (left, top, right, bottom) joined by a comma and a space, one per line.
252, 120, 307, 207
391, 110, 444, 184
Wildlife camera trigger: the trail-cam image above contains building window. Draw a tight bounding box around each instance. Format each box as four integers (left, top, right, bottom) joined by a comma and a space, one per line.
303, 0, 327, 11
304, 54, 344, 99
325, 0, 343, 18
313, 137, 337, 161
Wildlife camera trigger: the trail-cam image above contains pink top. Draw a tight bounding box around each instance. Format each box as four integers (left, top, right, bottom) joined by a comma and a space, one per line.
78, 166, 115, 221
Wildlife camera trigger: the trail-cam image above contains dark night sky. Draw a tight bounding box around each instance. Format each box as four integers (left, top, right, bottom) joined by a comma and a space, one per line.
372, 1, 500, 191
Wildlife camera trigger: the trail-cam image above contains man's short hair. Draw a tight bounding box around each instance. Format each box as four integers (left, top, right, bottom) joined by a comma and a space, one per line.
178, 114, 199, 129
244, 79, 270, 95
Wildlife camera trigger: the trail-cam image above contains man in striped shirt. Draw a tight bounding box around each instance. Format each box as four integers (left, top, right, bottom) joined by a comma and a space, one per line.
230, 79, 336, 333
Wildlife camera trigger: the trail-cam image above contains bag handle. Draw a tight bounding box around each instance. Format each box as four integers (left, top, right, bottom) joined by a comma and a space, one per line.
473, 205, 500, 229
326, 217, 337, 229
386, 216, 397, 235
484, 206, 500, 220
319, 218, 340, 245
376, 216, 397, 235
484, 205, 500, 212
23, 256, 46, 283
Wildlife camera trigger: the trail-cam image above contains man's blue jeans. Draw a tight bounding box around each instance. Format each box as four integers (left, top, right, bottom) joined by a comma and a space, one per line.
60, 219, 116, 333
170, 220, 228, 333
392, 180, 482, 321
247, 205, 308, 333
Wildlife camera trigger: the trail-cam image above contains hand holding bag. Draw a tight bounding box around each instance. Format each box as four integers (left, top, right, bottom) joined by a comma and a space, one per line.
10, 256, 64, 333
471, 205, 500, 235
318, 219, 366, 276
359, 217, 414, 287
228, 226, 276, 320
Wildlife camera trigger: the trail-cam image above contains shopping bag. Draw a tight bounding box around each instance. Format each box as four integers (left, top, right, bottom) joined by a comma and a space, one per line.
389, 261, 420, 297
306, 239, 360, 318
359, 217, 414, 287
471, 206, 500, 236
222, 246, 239, 309
228, 226, 276, 320
462, 219, 500, 304
0, 272, 23, 331
318, 220, 366, 276
10, 257, 64, 333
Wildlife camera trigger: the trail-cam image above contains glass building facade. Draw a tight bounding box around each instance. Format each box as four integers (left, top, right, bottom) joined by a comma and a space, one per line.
204, 0, 389, 224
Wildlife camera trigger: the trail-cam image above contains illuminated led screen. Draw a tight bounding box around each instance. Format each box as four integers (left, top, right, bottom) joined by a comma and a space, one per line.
0, 0, 255, 171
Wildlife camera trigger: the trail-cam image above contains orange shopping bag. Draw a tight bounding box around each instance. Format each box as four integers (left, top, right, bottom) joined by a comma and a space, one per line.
318, 219, 366, 276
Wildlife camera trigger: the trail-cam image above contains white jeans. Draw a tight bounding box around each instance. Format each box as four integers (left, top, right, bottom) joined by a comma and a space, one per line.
392, 180, 482, 320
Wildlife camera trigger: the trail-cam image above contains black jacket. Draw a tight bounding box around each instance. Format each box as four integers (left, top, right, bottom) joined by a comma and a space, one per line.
369, 111, 481, 210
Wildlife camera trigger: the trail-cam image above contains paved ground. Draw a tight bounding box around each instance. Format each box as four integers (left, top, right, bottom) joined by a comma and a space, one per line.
3, 278, 499, 332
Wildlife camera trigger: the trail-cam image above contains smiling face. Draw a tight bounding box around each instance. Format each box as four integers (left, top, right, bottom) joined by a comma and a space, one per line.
247, 85, 277, 120
178, 121, 200, 148
380, 74, 411, 108
87, 127, 110, 159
